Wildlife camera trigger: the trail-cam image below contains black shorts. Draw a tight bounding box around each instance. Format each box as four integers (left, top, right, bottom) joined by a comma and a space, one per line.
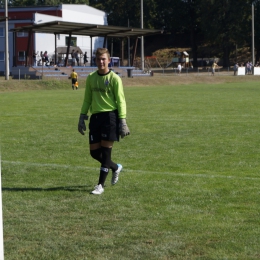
72, 78, 77, 84
89, 110, 119, 144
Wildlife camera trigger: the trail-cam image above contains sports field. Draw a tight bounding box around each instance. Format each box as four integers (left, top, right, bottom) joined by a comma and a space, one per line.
1, 75, 260, 259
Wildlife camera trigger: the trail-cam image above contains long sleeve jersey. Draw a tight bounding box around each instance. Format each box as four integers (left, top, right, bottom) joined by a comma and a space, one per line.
80, 70, 127, 119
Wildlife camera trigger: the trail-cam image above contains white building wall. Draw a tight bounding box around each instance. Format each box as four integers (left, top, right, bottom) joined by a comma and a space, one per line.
34, 13, 62, 62
34, 5, 107, 64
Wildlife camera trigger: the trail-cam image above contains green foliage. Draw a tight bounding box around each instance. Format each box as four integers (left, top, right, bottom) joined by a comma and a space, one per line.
90, 0, 157, 28
4, 0, 260, 66
8, 0, 89, 6
199, 0, 251, 66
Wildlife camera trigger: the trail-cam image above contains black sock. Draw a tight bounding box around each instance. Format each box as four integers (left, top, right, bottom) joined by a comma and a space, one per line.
98, 167, 109, 187
101, 146, 117, 172
90, 148, 117, 171
97, 147, 118, 186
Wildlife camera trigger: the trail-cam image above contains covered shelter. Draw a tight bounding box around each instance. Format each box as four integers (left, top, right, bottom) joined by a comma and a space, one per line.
10, 20, 162, 67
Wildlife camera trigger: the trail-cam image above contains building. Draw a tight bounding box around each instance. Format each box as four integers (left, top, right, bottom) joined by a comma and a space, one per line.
0, 4, 107, 73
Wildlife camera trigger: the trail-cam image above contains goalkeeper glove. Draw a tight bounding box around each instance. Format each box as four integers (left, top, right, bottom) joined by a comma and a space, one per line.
119, 119, 130, 138
78, 114, 88, 135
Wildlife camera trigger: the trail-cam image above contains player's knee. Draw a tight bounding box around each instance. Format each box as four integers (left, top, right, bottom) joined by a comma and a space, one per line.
90, 149, 102, 162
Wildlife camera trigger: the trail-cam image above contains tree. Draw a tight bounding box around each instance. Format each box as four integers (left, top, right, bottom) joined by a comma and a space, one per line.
90, 0, 157, 28
253, 1, 260, 63
8, 0, 89, 6
199, 0, 251, 67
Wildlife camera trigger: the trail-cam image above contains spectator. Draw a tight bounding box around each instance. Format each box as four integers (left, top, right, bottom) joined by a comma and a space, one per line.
44, 51, 49, 66
211, 60, 218, 76
83, 51, 88, 66
33, 50, 37, 66
177, 63, 182, 74
233, 62, 239, 76
40, 51, 44, 65
75, 50, 80, 66
246, 61, 251, 75
71, 50, 75, 66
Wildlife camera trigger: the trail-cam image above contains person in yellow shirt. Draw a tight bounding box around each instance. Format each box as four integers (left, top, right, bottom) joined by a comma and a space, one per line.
70, 69, 78, 90
212, 61, 218, 76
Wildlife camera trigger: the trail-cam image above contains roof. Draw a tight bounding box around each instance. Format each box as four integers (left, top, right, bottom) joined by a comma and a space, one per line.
10, 20, 162, 38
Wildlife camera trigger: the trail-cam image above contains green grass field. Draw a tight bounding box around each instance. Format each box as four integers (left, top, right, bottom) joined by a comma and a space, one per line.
1, 78, 260, 259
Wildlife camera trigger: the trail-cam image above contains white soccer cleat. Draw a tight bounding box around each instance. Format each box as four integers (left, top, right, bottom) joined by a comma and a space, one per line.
111, 164, 123, 185
91, 184, 104, 195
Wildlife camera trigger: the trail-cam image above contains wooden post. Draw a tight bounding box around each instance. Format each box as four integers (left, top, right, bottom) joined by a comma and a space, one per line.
26, 30, 32, 67
65, 33, 72, 67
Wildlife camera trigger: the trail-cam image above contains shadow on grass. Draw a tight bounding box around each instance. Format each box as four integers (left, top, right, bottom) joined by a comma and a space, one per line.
2, 185, 91, 192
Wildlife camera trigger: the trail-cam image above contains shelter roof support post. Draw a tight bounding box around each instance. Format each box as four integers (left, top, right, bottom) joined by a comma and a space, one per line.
103, 36, 107, 48
132, 37, 138, 67
65, 33, 72, 67
121, 39, 124, 66
128, 36, 130, 66
90, 36, 93, 66
54, 33, 57, 65
111, 38, 113, 57
26, 30, 32, 67
13, 32, 16, 67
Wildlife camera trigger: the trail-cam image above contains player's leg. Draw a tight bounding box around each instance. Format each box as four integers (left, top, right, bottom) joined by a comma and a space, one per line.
90, 111, 122, 194
90, 142, 118, 173
101, 140, 122, 185
71, 79, 75, 90
101, 110, 122, 185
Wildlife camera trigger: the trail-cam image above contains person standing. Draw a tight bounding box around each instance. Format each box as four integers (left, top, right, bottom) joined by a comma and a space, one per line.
177, 63, 182, 74
33, 50, 37, 66
75, 50, 80, 66
212, 60, 218, 76
78, 48, 130, 195
233, 62, 239, 76
83, 51, 88, 66
44, 51, 49, 66
70, 69, 78, 90
71, 50, 75, 66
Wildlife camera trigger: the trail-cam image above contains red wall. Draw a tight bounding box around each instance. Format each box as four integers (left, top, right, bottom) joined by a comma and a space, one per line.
0, 9, 62, 20
0, 8, 62, 66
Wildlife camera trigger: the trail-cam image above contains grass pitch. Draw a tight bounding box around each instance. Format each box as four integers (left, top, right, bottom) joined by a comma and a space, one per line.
1, 77, 260, 259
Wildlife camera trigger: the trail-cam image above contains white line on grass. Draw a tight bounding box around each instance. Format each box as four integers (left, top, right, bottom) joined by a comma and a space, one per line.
2, 160, 260, 181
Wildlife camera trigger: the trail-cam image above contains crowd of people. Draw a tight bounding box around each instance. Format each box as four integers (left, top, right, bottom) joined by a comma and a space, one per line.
33, 50, 53, 66
175, 59, 260, 76
33, 49, 89, 67
233, 60, 260, 75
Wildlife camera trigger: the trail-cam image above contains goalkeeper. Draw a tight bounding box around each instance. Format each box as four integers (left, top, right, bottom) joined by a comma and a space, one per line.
78, 48, 130, 195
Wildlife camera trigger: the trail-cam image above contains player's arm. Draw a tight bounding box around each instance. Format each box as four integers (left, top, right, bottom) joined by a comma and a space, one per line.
78, 77, 92, 135
113, 77, 130, 138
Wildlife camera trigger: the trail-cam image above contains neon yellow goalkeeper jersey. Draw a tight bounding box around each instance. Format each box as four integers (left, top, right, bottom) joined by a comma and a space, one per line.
80, 70, 127, 119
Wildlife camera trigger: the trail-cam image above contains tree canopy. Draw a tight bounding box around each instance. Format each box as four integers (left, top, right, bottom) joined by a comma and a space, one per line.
4, 0, 260, 65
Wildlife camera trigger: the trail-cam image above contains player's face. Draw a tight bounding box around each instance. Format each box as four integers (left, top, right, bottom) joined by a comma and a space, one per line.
96, 53, 110, 74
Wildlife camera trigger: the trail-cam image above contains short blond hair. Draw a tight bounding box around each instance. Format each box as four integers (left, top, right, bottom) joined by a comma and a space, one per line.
95, 48, 110, 59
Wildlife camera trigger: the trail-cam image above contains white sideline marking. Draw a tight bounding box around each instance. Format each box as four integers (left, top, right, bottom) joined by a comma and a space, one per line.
2, 160, 260, 181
